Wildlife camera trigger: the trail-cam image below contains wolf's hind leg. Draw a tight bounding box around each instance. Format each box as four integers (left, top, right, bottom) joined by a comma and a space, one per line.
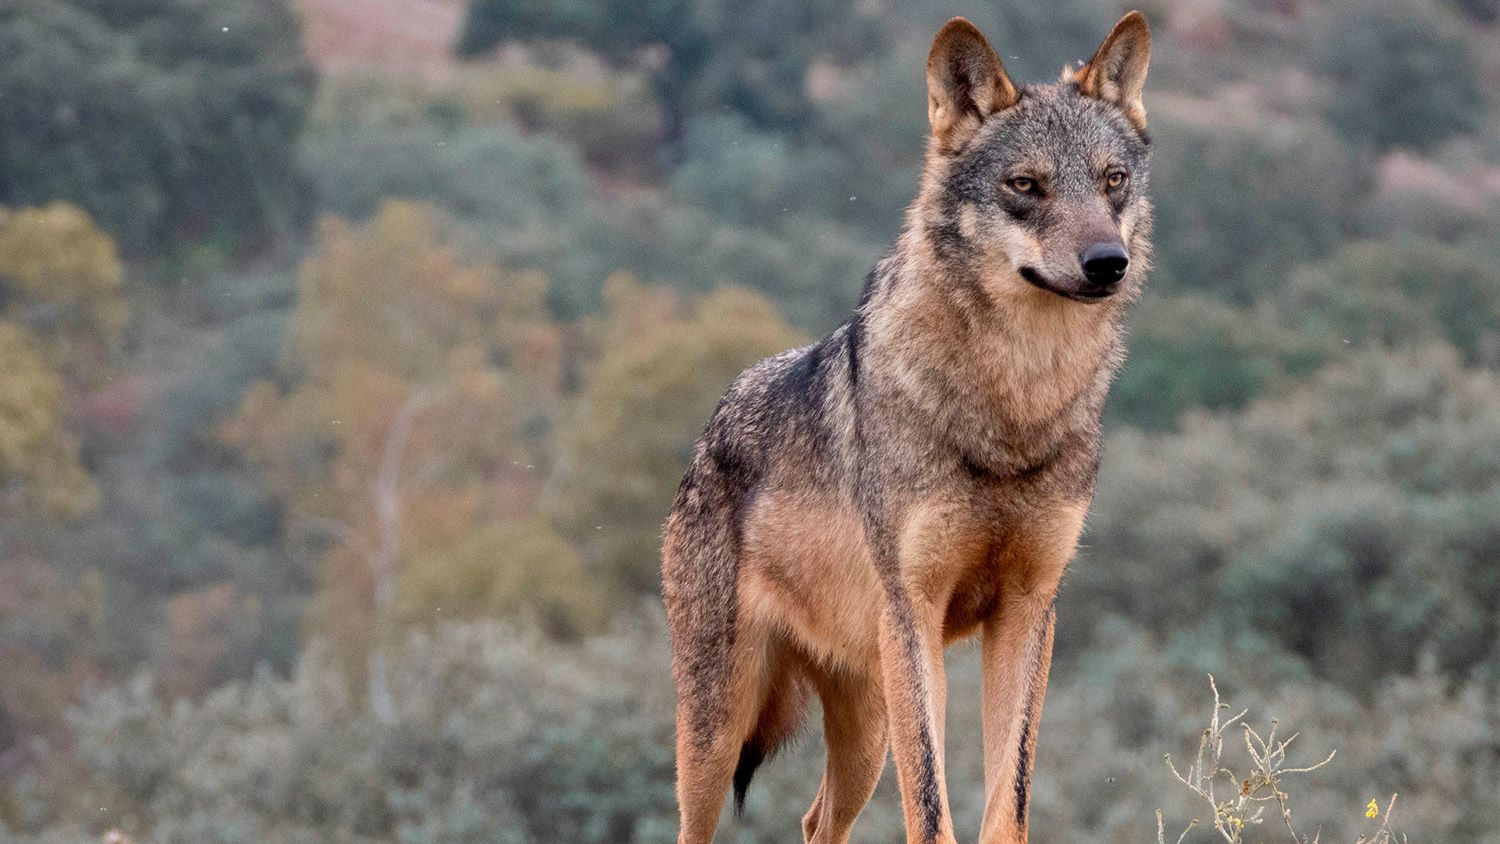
802, 665, 888, 844
672, 639, 761, 844
665, 466, 756, 843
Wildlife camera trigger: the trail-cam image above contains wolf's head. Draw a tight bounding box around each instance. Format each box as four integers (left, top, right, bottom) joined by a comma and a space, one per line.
918, 12, 1153, 306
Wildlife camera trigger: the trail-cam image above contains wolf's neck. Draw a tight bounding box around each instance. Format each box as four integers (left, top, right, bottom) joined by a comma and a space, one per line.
861, 240, 1123, 462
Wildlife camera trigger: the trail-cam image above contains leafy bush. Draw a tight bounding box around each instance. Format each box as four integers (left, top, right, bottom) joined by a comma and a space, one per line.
0, 0, 315, 253
549, 277, 805, 593
1077, 346, 1500, 689
1279, 239, 1500, 367
11, 619, 1497, 843
15, 622, 677, 843
1317, 0, 1486, 151
1149, 112, 1368, 303
1110, 295, 1281, 431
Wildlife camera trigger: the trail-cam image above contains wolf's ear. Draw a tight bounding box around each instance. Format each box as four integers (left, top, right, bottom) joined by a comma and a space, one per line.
1077, 11, 1151, 131
926, 18, 1019, 152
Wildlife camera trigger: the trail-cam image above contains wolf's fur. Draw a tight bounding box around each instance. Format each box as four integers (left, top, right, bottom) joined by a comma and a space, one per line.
662, 13, 1153, 844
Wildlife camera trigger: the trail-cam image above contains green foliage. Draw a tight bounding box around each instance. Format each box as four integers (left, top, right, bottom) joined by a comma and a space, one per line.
885, 0, 1104, 85
223, 202, 593, 681
1150, 112, 1369, 303
549, 193, 879, 327
0, 322, 96, 517
10, 619, 1498, 843
1109, 295, 1280, 430
449, 62, 664, 176
1317, 0, 1486, 151
0, 202, 123, 516
0, 0, 314, 253
1079, 346, 1500, 691
22, 622, 678, 843
456, 0, 885, 135
302, 124, 590, 237
400, 519, 606, 639
1280, 239, 1500, 366
1447, 0, 1500, 21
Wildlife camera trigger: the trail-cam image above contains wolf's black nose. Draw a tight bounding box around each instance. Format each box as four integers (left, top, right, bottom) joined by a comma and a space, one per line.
1080, 243, 1129, 286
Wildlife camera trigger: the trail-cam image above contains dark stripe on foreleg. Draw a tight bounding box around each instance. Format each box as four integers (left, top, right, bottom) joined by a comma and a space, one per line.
896, 608, 944, 841
1013, 602, 1055, 827
1013, 696, 1034, 826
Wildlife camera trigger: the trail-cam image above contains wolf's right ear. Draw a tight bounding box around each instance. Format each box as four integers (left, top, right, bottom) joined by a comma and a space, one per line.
926, 18, 1019, 152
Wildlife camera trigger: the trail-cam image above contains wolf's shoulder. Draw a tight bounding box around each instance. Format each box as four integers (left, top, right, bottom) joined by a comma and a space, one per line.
742, 324, 853, 404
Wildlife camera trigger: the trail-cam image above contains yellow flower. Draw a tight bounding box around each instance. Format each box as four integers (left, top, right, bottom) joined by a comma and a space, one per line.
1365, 799, 1380, 819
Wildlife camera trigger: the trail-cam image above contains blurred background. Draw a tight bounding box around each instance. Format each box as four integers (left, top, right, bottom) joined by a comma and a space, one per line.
0, 0, 1498, 841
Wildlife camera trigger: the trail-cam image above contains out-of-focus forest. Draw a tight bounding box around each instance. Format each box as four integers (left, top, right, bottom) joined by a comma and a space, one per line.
0, 0, 1498, 841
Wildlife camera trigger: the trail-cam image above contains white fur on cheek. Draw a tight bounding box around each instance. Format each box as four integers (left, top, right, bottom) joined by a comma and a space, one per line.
981, 220, 1045, 298
958, 203, 980, 242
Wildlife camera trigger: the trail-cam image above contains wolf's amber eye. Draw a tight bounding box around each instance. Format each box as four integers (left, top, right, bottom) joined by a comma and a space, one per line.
1106, 172, 1128, 189
1007, 177, 1038, 195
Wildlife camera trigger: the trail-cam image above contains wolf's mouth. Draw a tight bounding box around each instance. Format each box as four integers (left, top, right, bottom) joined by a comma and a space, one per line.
1019, 266, 1117, 303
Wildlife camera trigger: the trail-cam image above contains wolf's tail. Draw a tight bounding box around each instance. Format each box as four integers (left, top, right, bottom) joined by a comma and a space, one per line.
732, 669, 810, 815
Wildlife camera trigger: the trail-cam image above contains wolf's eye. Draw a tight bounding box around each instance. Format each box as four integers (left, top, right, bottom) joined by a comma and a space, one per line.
1106, 171, 1128, 190
1007, 177, 1038, 195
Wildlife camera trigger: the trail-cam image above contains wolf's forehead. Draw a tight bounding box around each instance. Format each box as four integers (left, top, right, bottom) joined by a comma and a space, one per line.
974, 88, 1144, 176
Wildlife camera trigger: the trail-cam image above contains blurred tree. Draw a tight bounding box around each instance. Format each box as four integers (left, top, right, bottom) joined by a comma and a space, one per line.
548, 274, 804, 593
554, 194, 878, 327
23, 615, 1500, 844
1316, 0, 1485, 151
455, 0, 884, 140
302, 122, 598, 318
885, 0, 1104, 86
30, 621, 679, 843
400, 518, 604, 639
450, 62, 664, 176
0, 203, 123, 517
1446, 0, 1500, 21
0, 0, 315, 254
303, 124, 590, 235
223, 202, 592, 705
0, 202, 125, 770
0, 203, 127, 382
1280, 238, 1500, 366
0, 324, 96, 518
1077, 345, 1500, 692
1109, 295, 1282, 431
1150, 113, 1369, 303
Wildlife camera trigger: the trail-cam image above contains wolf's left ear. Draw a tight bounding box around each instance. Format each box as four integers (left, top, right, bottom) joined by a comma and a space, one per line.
1077, 11, 1151, 131
927, 18, 1019, 152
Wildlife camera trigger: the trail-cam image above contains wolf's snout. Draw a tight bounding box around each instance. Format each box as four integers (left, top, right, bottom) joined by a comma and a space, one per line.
1079, 242, 1129, 287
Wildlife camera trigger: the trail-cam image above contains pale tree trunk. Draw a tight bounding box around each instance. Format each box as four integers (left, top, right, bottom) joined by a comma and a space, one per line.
366, 387, 435, 725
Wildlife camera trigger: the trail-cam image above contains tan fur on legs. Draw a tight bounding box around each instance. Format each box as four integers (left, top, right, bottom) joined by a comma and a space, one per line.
673, 633, 773, 844
803, 780, 827, 843
977, 599, 1057, 844
977, 502, 1086, 843
880, 596, 957, 844
674, 712, 743, 844
802, 666, 888, 844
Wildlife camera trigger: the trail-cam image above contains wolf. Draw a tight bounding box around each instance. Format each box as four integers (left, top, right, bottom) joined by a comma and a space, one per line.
661, 12, 1153, 844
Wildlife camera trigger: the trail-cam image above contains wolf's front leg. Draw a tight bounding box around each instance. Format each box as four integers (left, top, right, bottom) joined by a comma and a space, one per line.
878, 591, 956, 844
977, 594, 1057, 844
977, 501, 1086, 843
